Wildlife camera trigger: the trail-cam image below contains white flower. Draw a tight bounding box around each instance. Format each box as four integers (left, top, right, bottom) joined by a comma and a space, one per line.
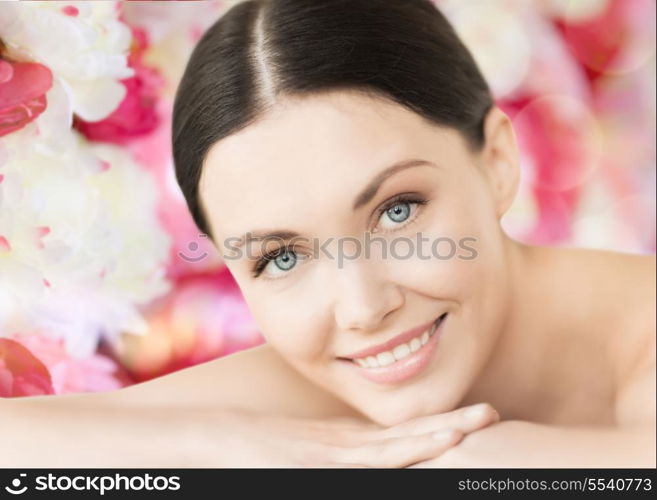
0, 0, 134, 121
440, 0, 532, 99
0, 93, 171, 358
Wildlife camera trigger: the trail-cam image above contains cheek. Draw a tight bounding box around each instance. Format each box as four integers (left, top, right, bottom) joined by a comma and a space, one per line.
384, 195, 508, 332
385, 208, 491, 297
248, 292, 330, 363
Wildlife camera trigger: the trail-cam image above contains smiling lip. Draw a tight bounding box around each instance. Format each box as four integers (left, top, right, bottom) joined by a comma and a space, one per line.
339, 313, 448, 385
340, 313, 446, 360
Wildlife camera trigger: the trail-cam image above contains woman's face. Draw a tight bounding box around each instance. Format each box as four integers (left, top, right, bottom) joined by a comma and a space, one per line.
200, 90, 520, 425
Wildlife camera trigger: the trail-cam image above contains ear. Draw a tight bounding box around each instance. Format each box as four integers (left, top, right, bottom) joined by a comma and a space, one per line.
479, 106, 521, 219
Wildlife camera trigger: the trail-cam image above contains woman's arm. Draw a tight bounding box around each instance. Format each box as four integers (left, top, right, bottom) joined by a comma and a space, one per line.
411, 420, 655, 468
111, 343, 364, 419
0, 392, 502, 468
0, 392, 212, 468
412, 352, 656, 468
1, 343, 503, 467
0, 343, 334, 467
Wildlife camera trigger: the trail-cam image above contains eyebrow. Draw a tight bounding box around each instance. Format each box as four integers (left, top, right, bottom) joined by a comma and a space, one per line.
351, 158, 438, 211
232, 158, 438, 248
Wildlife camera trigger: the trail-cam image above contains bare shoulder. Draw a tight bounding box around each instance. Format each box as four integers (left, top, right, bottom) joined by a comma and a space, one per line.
594, 250, 655, 353
112, 342, 360, 419
576, 247, 654, 340
550, 246, 654, 370
568, 248, 656, 427
555, 245, 654, 281
557, 246, 654, 319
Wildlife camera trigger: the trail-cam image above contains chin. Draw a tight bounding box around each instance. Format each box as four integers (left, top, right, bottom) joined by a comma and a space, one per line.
355, 407, 409, 427
357, 376, 475, 427
357, 397, 450, 427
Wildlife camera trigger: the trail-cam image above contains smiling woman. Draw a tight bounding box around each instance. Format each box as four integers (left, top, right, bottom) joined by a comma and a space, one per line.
3, 0, 655, 469
194, 89, 521, 425
165, 0, 657, 467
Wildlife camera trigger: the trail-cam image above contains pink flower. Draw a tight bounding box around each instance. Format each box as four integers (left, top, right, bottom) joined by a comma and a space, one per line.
6, 334, 132, 395
554, 0, 655, 79
117, 269, 264, 382
73, 25, 165, 144
0, 338, 55, 397
122, 97, 224, 278
0, 59, 53, 138
500, 96, 592, 245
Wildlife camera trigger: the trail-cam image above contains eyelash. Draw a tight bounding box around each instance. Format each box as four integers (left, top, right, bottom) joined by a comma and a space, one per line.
251, 193, 429, 279
372, 193, 428, 233
251, 246, 305, 279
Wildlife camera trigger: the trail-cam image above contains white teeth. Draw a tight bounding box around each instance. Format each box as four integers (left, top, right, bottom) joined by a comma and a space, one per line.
365, 356, 378, 368
352, 318, 442, 368
376, 352, 395, 367
392, 343, 410, 361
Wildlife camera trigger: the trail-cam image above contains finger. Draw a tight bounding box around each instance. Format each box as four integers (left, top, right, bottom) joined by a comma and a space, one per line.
321, 462, 373, 469
407, 458, 443, 469
324, 416, 383, 431
375, 403, 499, 439
316, 404, 498, 447
329, 428, 464, 468
300, 416, 383, 446
407, 453, 460, 469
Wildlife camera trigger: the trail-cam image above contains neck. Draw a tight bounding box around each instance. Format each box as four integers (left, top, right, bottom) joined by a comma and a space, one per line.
459, 237, 576, 422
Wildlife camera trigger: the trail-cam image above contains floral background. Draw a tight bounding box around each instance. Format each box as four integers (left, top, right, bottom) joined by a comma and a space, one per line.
0, 0, 654, 397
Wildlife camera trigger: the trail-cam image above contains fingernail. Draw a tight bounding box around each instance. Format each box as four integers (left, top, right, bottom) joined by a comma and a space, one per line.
463, 403, 490, 421
432, 429, 456, 443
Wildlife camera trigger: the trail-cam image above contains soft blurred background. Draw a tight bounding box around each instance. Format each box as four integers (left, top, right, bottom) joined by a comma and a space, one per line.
0, 0, 654, 397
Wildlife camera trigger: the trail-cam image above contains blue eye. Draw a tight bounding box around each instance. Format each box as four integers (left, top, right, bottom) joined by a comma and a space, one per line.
377, 195, 428, 231
386, 202, 411, 223
252, 248, 297, 278
251, 194, 429, 279
272, 251, 296, 271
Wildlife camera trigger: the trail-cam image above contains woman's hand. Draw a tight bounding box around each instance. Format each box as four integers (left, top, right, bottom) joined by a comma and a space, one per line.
183, 402, 500, 467
407, 420, 657, 468
1, 391, 495, 468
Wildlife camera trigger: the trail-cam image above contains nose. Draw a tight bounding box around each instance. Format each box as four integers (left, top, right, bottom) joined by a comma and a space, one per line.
332, 257, 404, 332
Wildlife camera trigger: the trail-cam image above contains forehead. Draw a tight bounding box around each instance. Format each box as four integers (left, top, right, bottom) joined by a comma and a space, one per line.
199, 90, 452, 242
